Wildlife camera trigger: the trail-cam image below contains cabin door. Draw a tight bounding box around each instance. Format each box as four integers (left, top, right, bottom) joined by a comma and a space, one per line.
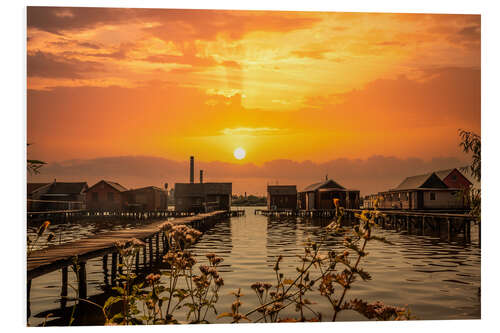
417, 191, 424, 210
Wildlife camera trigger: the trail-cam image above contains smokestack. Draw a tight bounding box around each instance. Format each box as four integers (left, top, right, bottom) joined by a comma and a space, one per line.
190, 156, 194, 183
200, 170, 203, 183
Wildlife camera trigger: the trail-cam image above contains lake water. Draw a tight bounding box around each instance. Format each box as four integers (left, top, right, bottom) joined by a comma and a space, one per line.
27, 206, 480, 326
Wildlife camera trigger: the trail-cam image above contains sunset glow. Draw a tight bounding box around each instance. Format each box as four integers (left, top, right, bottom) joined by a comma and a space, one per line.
26, 7, 481, 194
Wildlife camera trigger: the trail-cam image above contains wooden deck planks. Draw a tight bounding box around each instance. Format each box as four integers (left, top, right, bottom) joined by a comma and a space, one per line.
27, 210, 227, 280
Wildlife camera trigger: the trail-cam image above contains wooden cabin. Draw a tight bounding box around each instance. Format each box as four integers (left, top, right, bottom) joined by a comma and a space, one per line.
267, 185, 297, 210
86, 180, 128, 212
123, 186, 168, 211
27, 182, 51, 211
175, 182, 232, 213
298, 178, 360, 210
28, 181, 88, 211
379, 172, 466, 210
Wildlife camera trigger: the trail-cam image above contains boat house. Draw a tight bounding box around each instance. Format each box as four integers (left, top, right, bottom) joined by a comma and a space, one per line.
123, 185, 169, 211
378, 172, 466, 210
28, 181, 88, 211
86, 180, 128, 212
175, 183, 232, 213
174, 156, 232, 213
267, 185, 297, 210
298, 178, 360, 210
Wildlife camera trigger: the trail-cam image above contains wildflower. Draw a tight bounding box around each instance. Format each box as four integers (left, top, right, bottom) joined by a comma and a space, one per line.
146, 273, 161, 284
199, 265, 211, 275
231, 300, 242, 312
130, 238, 146, 247
333, 198, 340, 208
215, 277, 224, 287
37, 221, 50, 236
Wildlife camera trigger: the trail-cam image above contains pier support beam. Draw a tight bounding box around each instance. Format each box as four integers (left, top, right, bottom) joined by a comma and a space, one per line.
447, 218, 451, 241
61, 266, 68, 309
149, 237, 153, 265
111, 252, 117, 285
103, 255, 109, 286
78, 261, 87, 300
27, 279, 32, 319
421, 217, 425, 236
155, 233, 160, 261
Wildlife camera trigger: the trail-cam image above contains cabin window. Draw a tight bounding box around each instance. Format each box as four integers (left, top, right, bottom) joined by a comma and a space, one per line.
92, 192, 98, 202
107, 192, 114, 201
430, 192, 436, 200
451, 174, 457, 181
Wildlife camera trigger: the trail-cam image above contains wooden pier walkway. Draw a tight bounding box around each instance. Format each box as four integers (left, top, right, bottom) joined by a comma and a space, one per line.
27, 209, 245, 317
254, 208, 479, 242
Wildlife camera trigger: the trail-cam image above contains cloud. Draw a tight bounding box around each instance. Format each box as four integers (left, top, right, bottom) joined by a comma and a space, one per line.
28, 155, 468, 196
27, 50, 103, 78
220, 127, 283, 136
27, 7, 322, 41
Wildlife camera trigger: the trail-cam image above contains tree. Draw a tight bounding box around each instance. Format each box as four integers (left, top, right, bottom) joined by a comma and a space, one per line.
458, 129, 480, 220
27, 143, 46, 175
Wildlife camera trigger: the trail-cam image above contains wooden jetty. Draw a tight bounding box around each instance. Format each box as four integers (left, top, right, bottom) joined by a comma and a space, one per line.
27, 209, 245, 317
255, 208, 479, 242
27, 209, 205, 224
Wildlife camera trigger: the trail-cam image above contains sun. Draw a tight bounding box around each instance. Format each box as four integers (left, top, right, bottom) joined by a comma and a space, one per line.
233, 147, 246, 160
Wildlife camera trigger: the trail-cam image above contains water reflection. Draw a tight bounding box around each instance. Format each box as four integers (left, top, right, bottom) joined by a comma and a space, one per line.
27, 207, 480, 326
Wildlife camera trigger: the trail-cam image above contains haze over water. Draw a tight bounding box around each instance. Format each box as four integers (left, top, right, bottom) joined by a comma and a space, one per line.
28, 207, 480, 326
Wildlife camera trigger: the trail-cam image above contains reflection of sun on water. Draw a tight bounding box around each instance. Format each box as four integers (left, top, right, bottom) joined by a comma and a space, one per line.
233, 147, 246, 160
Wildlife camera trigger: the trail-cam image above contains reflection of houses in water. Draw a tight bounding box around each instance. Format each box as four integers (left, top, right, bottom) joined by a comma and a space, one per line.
298, 177, 360, 210
267, 185, 297, 210
174, 156, 232, 213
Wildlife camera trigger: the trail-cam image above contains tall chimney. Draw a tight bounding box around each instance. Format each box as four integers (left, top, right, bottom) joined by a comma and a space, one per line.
189, 156, 194, 183
200, 170, 203, 183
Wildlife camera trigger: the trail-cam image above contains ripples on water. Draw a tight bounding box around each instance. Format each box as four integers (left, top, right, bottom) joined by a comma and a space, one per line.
27, 207, 480, 326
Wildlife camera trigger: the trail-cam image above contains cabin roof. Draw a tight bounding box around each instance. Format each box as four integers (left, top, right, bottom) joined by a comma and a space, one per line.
301, 179, 345, 192
267, 185, 297, 195
88, 180, 128, 192
126, 186, 166, 193
47, 182, 88, 194
394, 172, 448, 190
27, 182, 50, 194
457, 166, 480, 189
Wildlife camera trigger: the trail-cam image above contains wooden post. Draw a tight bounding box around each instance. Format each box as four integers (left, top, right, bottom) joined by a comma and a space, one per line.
103, 255, 109, 286
407, 216, 411, 234
447, 218, 451, 241
156, 233, 160, 261
27, 279, 32, 319
421, 216, 425, 236
464, 219, 470, 243
61, 266, 68, 309
111, 252, 117, 285
135, 250, 140, 271
149, 237, 153, 265
78, 260, 87, 300
143, 242, 147, 266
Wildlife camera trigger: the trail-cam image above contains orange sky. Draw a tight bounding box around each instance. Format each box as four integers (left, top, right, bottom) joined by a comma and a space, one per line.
26, 7, 481, 194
